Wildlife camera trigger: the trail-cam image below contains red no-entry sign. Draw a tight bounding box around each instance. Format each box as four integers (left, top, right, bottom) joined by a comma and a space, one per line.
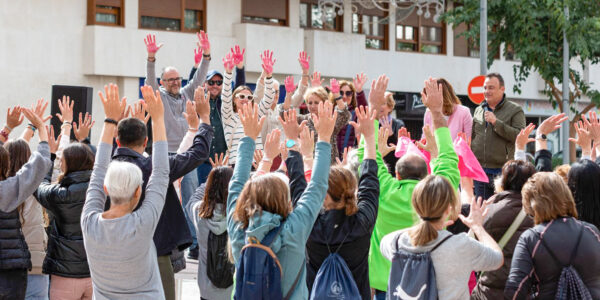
468, 75, 486, 105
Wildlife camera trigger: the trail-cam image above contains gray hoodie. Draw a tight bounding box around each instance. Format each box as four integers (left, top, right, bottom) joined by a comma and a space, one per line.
186, 183, 232, 300
381, 229, 503, 300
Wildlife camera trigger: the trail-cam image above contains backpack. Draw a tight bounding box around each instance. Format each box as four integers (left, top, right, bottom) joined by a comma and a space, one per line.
206, 231, 234, 288
309, 233, 360, 300
387, 234, 453, 300
234, 224, 303, 300
538, 225, 592, 300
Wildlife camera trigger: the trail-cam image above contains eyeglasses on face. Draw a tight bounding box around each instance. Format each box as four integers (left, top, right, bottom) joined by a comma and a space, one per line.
236, 94, 254, 101
163, 77, 182, 83
207, 80, 223, 86
341, 90, 353, 97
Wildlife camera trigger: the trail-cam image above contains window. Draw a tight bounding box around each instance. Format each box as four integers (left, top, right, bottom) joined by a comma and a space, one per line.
242, 0, 288, 26
396, 6, 445, 54
453, 22, 501, 58
300, 0, 343, 31
352, 6, 388, 50
139, 0, 205, 32
87, 0, 124, 26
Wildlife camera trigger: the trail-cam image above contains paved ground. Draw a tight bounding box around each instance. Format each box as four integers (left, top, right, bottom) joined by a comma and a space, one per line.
175, 257, 200, 300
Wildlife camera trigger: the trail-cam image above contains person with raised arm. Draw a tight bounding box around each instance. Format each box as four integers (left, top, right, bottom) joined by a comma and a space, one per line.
0, 105, 52, 300
221, 50, 276, 166
227, 100, 336, 299
108, 84, 213, 300
335, 72, 369, 157
81, 84, 170, 299
356, 76, 462, 299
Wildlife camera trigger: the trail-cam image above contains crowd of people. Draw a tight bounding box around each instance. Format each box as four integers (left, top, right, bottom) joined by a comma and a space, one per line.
0, 31, 599, 300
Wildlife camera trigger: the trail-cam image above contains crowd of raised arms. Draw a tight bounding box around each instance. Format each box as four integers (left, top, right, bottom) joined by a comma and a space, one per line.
0, 31, 599, 300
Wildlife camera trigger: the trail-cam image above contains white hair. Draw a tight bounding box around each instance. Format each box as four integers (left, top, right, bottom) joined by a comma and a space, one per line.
104, 161, 143, 205
161, 66, 179, 79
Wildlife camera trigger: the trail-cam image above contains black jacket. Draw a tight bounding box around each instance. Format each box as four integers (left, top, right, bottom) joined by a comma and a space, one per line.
504, 217, 600, 299
382, 117, 405, 176
111, 124, 213, 256
34, 161, 91, 278
0, 210, 30, 270
298, 155, 379, 300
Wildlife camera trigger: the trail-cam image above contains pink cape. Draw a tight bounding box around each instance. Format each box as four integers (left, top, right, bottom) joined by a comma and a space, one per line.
454, 137, 488, 183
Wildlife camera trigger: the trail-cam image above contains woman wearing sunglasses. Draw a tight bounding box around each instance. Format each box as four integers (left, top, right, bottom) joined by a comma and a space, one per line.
221, 50, 277, 166
335, 73, 368, 158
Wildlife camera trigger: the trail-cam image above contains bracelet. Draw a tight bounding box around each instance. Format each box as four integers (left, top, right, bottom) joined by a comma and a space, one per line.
104, 118, 118, 125
261, 157, 273, 163
147, 57, 156, 62
27, 123, 37, 131
301, 74, 310, 77
334, 95, 343, 101
61, 123, 72, 130
63, 121, 72, 126
3, 124, 12, 131
188, 127, 198, 132
202, 54, 211, 57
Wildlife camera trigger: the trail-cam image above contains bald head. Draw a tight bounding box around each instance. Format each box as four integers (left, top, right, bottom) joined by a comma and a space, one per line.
395, 153, 428, 180
160, 66, 182, 95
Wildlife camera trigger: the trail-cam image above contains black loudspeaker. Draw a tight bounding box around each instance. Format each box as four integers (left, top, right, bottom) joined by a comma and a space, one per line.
50, 85, 93, 140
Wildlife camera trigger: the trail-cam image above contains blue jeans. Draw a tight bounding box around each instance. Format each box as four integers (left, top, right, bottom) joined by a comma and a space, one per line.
181, 170, 199, 248
474, 168, 502, 200
196, 161, 212, 185
25, 275, 48, 300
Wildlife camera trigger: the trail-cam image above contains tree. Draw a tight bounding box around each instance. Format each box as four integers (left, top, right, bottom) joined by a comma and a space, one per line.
443, 0, 600, 161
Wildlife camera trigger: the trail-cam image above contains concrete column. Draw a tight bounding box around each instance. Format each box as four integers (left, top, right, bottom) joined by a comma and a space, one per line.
388, 5, 395, 52
445, 1, 453, 57
125, 0, 139, 29
289, 0, 300, 29
343, 0, 352, 33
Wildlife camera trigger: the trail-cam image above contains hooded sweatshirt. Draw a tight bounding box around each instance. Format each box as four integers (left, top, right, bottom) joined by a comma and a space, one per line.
381, 230, 503, 300
186, 184, 233, 300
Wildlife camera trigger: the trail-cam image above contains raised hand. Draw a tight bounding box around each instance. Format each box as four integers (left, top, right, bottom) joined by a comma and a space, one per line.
239, 103, 266, 140
47, 125, 62, 154
569, 120, 593, 156
583, 111, 600, 141
231, 45, 245, 68
73, 112, 95, 142
515, 123, 535, 151
298, 124, 314, 159
222, 53, 234, 74
6, 106, 24, 130
194, 47, 203, 66
398, 127, 411, 140
378, 127, 396, 157
421, 77, 443, 114
336, 146, 351, 166
55, 95, 74, 123
298, 51, 310, 73
416, 125, 438, 159
310, 71, 324, 87
349, 105, 376, 138
538, 113, 568, 135
182, 100, 199, 129
284, 76, 297, 93
353, 72, 367, 93
278, 109, 304, 140
99, 84, 127, 121
130, 101, 150, 124
22, 107, 48, 142
31, 98, 52, 124
263, 129, 282, 162
459, 197, 488, 230
140, 85, 164, 120
144, 34, 163, 57
193, 86, 210, 123
312, 101, 337, 143
368, 74, 389, 109
329, 78, 340, 94
209, 153, 229, 167
260, 50, 276, 77
252, 149, 263, 169
196, 30, 210, 55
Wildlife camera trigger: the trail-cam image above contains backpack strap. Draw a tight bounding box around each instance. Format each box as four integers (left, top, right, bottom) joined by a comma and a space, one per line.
498, 209, 527, 250
568, 225, 585, 265
283, 261, 304, 300
261, 224, 284, 247
431, 234, 453, 252
342, 110, 356, 149
538, 222, 584, 268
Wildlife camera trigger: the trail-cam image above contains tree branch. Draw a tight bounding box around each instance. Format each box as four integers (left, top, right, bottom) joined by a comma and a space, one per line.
546, 80, 563, 112
570, 72, 582, 100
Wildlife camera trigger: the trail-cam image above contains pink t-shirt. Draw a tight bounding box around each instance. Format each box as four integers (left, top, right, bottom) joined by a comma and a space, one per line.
423, 104, 473, 141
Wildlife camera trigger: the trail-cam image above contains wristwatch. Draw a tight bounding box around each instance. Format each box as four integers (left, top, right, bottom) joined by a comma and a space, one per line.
286, 139, 297, 148
536, 133, 547, 141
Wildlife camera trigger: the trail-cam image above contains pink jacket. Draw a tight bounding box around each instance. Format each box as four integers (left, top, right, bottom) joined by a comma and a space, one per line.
423, 105, 473, 140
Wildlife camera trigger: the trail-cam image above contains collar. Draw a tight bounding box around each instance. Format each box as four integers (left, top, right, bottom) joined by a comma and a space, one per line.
484, 94, 506, 111
112, 146, 145, 159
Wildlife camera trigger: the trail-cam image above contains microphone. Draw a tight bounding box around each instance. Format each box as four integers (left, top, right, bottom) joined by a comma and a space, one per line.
483, 103, 491, 127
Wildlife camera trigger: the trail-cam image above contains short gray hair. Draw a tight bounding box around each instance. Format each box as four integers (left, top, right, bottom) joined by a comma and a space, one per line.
160, 66, 179, 79
104, 161, 143, 205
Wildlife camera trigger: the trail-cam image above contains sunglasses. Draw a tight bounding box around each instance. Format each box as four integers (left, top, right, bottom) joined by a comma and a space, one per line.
207, 80, 223, 86
236, 94, 255, 101
341, 91, 353, 97
163, 77, 182, 83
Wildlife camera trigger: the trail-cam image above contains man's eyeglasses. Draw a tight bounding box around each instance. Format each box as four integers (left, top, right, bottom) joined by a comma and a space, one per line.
163, 77, 182, 83
341, 91, 353, 97
236, 94, 255, 101
208, 80, 223, 86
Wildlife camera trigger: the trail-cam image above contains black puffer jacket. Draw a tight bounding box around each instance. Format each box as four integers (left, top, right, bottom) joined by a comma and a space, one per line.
35, 163, 91, 278
505, 217, 600, 299
471, 191, 534, 299
0, 210, 31, 270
